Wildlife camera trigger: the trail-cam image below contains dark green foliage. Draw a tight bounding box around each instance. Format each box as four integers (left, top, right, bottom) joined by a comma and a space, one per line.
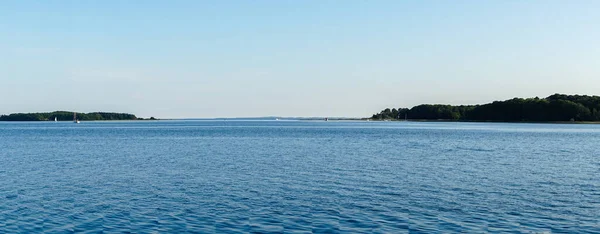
371, 94, 600, 122
408, 105, 471, 120
0, 111, 138, 121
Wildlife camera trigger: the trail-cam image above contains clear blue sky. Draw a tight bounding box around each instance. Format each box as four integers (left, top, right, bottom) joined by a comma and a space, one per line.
1, 1, 598, 118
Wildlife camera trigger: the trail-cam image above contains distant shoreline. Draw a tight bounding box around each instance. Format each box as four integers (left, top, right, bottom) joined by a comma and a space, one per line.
2, 117, 598, 124
0, 111, 155, 121
365, 119, 600, 124
371, 94, 600, 123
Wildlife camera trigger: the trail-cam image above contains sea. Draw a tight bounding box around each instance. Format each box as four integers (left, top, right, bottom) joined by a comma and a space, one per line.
0, 120, 598, 233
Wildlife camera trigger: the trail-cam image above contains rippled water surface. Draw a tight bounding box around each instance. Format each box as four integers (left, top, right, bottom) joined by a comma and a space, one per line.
1, 120, 599, 233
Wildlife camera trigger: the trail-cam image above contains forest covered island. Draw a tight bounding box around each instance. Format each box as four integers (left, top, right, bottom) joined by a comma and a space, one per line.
0, 111, 153, 121
371, 94, 600, 122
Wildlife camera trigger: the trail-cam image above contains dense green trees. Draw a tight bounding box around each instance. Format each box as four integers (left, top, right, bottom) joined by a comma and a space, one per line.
0, 111, 138, 121
371, 94, 600, 122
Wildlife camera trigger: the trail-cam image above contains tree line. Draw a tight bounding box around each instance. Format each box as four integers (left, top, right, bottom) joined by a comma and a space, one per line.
371, 94, 600, 122
0, 111, 139, 121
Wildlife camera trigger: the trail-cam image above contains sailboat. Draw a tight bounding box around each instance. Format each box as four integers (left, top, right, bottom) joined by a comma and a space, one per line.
54, 117, 57, 122
73, 112, 80, 124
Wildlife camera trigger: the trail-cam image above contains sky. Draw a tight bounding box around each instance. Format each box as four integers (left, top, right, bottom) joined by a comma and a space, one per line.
1, 0, 599, 118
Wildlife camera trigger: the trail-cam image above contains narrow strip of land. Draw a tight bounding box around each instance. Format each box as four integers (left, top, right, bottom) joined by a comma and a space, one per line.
0, 111, 153, 121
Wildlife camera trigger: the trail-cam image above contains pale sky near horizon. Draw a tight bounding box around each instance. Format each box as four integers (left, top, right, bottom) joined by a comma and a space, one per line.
1, 1, 599, 118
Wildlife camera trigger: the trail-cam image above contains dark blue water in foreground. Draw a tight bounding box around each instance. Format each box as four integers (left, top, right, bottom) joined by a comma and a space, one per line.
0, 120, 599, 233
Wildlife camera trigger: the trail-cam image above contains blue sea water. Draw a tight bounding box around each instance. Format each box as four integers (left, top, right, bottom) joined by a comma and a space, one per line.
0, 120, 599, 233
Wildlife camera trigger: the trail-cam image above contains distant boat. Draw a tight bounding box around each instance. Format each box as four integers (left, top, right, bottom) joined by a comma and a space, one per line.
324, 118, 328, 121
275, 118, 280, 121
73, 112, 80, 124
54, 117, 57, 122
